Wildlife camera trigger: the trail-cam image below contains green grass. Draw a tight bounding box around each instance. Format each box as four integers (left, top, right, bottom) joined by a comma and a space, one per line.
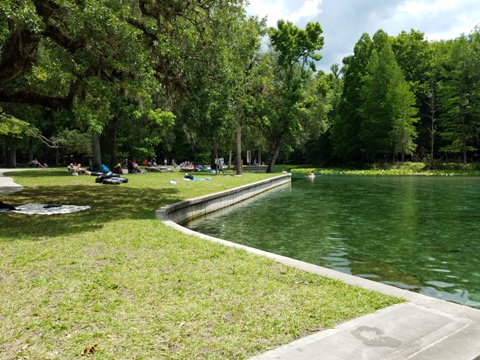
0, 168, 403, 359
278, 162, 480, 176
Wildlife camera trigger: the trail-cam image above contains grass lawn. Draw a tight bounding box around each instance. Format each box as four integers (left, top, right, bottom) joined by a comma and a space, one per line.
0, 168, 403, 359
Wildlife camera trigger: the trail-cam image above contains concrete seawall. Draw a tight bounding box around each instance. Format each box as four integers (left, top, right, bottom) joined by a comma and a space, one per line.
155, 173, 292, 224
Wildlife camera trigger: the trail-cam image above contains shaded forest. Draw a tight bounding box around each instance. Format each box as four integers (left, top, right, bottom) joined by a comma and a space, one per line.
1, 0, 479, 171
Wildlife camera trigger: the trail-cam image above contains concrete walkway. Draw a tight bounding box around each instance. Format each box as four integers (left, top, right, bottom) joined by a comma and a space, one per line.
3, 169, 480, 359
0, 168, 28, 195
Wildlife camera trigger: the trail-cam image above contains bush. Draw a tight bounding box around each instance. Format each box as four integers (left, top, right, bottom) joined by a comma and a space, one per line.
423, 156, 445, 170
396, 162, 425, 172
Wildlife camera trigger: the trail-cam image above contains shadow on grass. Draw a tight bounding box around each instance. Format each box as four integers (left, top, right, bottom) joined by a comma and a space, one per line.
0, 179, 182, 241
2, 169, 69, 178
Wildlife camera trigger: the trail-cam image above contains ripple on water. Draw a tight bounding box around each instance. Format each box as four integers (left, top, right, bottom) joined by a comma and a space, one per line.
357, 274, 380, 279
421, 287, 480, 308
431, 268, 451, 273
425, 281, 455, 288
185, 176, 480, 309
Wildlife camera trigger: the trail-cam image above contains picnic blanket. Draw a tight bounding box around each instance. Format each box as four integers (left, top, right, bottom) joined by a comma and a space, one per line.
12, 203, 91, 215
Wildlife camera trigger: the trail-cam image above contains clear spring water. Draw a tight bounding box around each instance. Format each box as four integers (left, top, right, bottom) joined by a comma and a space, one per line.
185, 175, 480, 308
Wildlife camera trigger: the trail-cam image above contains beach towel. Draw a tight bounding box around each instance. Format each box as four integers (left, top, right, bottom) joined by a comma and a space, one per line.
12, 204, 91, 215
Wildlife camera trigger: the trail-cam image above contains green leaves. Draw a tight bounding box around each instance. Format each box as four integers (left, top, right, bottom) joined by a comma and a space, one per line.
53, 128, 92, 156
0, 110, 31, 138
360, 39, 418, 160
438, 32, 480, 163
261, 21, 325, 171
268, 20, 323, 74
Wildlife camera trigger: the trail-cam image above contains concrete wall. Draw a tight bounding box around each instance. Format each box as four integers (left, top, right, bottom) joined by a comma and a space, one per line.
155, 173, 292, 224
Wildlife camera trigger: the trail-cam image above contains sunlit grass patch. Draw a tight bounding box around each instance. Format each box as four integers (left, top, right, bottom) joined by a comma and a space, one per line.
0, 169, 403, 359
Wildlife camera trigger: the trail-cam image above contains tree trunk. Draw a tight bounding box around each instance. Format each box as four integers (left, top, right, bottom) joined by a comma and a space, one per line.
236, 123, 242, 175
109, 121, 117, 168
228, 150, 232, 169
92, 135, 102, 165
7, 146, 16, 168
462, 114, 467, 165
429, 99, 436, 159
28, 139, 33, 162
267, 137, 283, 173
210, 147, 217, 172
1, 138, 5, 167
257, 148, 261, 166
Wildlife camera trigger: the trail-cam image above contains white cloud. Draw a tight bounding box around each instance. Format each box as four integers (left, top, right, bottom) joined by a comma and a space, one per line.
397, 0, 459, 18
246, 0, 480, 72
380, 0, 480, 40
289, 0, 322, 23
246, 0, 284, 26
246, 0, 322, 27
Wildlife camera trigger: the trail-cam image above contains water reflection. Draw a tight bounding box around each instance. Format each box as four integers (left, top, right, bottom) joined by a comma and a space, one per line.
185, 175, 480, 308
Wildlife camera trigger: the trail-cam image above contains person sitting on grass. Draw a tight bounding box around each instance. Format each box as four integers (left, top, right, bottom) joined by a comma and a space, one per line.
129, 159, 145, 174
32, 158, 46, 168
69, 162, 91, 176
112, 163, 123, 174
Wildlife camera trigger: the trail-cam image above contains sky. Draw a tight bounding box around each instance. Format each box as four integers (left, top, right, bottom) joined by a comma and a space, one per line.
245, 0, 480, 72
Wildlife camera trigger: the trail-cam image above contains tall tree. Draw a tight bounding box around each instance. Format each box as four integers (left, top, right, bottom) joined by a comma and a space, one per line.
360, 39, 418, 161
421, 41, 450, 160
172, 2, 264, 170
438, 33, 480, 163
263, 20, 324, 172
392, 29, 439, 159
0, 0, 220, 163
331, 33, 372, 163
302, 68, 343, 165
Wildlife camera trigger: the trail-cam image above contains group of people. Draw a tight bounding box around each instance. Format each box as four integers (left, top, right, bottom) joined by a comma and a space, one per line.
29, 158, 47, 168
67, 161, 91, 175
64, 155, 229, 176
127, 159, 146, 174
134, 157, 172, 168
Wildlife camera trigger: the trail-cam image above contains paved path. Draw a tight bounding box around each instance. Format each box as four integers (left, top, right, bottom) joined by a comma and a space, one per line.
3, 168, 480, 359
0, 168, 29, 195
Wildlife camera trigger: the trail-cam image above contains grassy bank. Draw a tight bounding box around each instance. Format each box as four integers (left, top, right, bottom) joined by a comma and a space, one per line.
0, 169, 402, 359
279, 162, 480, 176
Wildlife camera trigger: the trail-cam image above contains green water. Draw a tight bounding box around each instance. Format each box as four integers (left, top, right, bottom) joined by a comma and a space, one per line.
185, 175, 480, 308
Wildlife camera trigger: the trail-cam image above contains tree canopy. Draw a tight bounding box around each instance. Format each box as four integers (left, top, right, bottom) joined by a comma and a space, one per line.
1, 1, 480, 168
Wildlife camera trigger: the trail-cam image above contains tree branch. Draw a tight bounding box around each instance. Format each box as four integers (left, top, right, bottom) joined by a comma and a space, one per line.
29, 131, 60, 148
0, 28, 39, 84
0, 80, 79, 110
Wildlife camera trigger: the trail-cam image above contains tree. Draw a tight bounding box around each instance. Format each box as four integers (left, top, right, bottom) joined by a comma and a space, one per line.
389, 67, 419, 162
360, 38, 418, 161
0, 0, 213, 163
302, 68, 343, 165
392, 30, 440, 160
438, 33, 480, 163
331, 33, 373, 163
170, 3, 265, 171
263, 20, 324, 172
421, 41, 450, 160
